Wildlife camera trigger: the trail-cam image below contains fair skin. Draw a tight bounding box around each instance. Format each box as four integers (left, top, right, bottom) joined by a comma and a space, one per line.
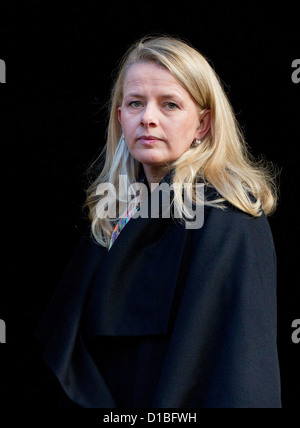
118, 61, 211, 190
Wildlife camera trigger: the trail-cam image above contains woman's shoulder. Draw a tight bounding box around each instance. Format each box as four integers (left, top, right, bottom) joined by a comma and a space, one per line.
200, 184, 274, 243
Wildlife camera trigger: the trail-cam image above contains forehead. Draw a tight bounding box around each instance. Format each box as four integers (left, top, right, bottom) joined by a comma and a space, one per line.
123, 62, 187, 96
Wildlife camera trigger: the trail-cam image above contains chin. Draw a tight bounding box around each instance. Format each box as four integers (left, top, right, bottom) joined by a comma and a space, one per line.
133, 153, 165, 165
139, 159, 166, 167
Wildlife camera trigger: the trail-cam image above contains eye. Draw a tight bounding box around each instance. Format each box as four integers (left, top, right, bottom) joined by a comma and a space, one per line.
129, 101, 142, 108
165, 102, 179, 110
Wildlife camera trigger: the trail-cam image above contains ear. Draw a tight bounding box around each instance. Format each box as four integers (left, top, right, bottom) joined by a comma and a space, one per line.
195, 110, 211, 140
117, 107, 122, 124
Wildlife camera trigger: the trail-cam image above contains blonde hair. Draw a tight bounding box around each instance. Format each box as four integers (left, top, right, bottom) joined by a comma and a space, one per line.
84, 35, 279, 248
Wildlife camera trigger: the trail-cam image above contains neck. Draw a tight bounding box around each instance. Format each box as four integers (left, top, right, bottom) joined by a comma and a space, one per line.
142, 164, 170, 192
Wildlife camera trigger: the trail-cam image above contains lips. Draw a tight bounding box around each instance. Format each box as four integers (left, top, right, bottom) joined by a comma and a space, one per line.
137, 135, 163, 144
138, 135, 162, 140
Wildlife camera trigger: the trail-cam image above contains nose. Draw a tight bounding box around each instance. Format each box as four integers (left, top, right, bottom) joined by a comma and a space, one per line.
140, 103, 159, 128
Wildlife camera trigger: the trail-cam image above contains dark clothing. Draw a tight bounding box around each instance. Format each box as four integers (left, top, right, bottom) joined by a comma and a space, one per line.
35, 172, 282, 408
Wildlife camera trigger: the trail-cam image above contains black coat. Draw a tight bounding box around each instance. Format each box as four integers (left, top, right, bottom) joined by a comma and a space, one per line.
35, 171, 282, 408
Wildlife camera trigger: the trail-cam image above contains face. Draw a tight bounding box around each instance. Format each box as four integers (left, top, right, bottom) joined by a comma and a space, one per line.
118, 62, 210, 173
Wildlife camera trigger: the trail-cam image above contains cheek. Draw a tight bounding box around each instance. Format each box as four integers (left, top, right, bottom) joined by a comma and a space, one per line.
169, 119, 195, 145
120, 112, 138, 135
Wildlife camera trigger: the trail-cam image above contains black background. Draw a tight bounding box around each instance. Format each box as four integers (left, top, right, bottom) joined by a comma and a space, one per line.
0, 1, 299, 409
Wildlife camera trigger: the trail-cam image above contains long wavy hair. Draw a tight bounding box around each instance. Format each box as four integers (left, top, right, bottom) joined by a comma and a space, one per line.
84, 35, 279, 248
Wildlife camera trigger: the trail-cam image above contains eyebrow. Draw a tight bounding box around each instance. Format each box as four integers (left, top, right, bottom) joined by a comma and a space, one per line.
124, 93, 143, 99
124, 93, 183, 101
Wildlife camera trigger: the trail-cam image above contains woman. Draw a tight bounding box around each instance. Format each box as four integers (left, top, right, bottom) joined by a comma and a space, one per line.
35, 35, 282, 408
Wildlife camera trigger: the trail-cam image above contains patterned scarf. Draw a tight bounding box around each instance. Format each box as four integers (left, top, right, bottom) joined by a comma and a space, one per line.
108, 173, 146, 251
